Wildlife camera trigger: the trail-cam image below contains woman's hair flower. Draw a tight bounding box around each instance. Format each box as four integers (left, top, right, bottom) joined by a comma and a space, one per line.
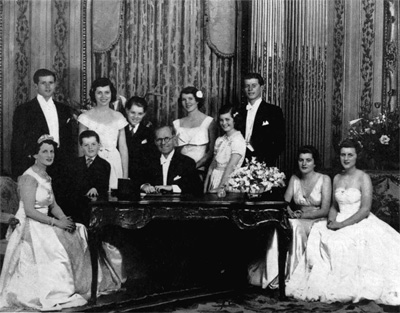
196, 90, 203, 98
379, 135, 390, 145
233, 112, 238, 117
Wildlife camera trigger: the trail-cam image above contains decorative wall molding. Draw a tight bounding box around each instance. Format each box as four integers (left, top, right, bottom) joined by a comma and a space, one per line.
204, 0, 236, 58
92, 0, 124, 53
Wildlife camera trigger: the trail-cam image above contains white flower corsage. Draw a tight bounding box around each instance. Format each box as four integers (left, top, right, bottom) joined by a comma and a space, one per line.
196, 90, 203, 98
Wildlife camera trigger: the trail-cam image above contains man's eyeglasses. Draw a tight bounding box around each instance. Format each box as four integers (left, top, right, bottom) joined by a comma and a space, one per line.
155, 136, 174, 144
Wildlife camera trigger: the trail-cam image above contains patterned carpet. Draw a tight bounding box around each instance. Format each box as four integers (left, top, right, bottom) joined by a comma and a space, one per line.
156, 289, 400, 313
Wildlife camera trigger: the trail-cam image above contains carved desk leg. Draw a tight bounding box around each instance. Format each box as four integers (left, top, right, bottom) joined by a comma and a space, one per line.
88, 228, 100, 304
277, 224, 288, 300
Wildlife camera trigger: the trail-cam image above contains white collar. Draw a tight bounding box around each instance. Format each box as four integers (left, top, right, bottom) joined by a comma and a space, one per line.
160, 149, 175, 164
37, 94, 55, 106
247, 98, 262, 111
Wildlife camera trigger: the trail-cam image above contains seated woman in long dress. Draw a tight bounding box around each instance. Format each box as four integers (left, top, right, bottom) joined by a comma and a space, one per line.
173, 86, 217, 179
78, 77, 129, 190
0, 135, 91, 311
286, 139, 400, 305
204, 104, 246, 197
248, 145, 331, 288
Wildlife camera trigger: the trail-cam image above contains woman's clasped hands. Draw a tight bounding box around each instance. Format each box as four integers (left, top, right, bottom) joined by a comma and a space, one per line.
56, 216, 76, 233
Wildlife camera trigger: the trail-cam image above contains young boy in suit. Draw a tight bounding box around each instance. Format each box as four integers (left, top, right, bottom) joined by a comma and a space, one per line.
66, 130, 110, 226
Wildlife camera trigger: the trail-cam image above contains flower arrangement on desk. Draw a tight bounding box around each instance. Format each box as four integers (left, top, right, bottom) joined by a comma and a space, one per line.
227, 157, 286, 194
345, 111, 399, 169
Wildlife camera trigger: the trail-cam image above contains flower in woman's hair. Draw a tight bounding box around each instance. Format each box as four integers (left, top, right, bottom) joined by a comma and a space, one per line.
196, 90, 203, 98
233, 112, 239, 117
379, 135, 390, 145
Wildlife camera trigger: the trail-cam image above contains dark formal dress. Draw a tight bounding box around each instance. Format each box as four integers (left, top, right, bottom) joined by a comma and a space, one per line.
142, 150, 203, 195
239, 100, 285, 166
65, 155, 110, 225
125, 121, 155, 183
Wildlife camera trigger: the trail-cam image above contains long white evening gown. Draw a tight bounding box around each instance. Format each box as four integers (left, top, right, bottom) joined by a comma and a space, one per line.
286, 188, 400, 305
208, 131, 246, 190
173, 116, 213, 170
78, 112, 128, 190
0, 168, 91, 311
248, 174, 326, 288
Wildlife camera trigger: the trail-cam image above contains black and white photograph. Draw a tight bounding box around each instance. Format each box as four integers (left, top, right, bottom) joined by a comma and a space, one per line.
0, 0, 399, 312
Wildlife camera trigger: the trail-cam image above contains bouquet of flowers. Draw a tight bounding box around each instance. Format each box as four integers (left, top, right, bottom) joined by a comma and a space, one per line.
346, 111, 399, 169
227, 157, 286, 194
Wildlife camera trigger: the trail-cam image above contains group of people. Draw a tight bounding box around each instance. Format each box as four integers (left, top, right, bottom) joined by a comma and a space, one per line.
1, 68, 398, 310
249, 140, 400, 306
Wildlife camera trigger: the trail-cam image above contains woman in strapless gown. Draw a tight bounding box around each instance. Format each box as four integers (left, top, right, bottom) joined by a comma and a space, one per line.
173, 86, 217, 178
0, 135, 91, 311
78, 77, 129, 190
286, 139, 400, 305
248, 145, 331, 288
204, 105, 246, 196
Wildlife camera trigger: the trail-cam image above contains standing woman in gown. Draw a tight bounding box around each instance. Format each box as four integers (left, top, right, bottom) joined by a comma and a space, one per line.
204, 104, 246, 197
286, 139, 400, 305
78, 77, 129, 190
173, 86, 217, 179
0, 135, 91, 311
248, 145, 331, 288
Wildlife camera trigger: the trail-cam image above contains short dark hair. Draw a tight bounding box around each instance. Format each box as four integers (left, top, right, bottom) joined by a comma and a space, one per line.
179, 86, 204, 108
89, 77, 117, 103
218, 104, 243, 131
339, 138, 362, 154
79, 130, 100, 145
154, 125, 176, 138
243, 73, 265, 86
294, 145, 321, 177
33, 139, 58, 156
125, 96, 148, 112
33, 69, 56, 84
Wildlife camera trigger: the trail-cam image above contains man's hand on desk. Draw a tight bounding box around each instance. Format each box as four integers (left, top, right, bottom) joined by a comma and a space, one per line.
140, 184, 173, 194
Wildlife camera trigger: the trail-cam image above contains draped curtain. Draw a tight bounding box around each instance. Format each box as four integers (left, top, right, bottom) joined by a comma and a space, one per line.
90, 0, 236, 126
249, 0, 399, 173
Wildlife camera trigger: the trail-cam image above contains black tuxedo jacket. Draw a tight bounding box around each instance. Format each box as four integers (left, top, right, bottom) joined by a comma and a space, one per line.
11, 97, 73, 178
62, 155, 110, 225
240, 100, 285, 166
142, 151, 203, 195
125, 122, 156, 182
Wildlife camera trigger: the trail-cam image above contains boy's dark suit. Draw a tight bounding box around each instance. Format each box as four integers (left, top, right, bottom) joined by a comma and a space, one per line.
144, 152, 202, 195
11, 98, 73, 180
240, 100, 285, 166
65, 155, 110, 225
125, 122, 155, 182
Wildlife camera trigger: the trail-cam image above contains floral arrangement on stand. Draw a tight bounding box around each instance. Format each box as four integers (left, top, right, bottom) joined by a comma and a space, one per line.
227, 157, 286, 198
345, 111, 399, 170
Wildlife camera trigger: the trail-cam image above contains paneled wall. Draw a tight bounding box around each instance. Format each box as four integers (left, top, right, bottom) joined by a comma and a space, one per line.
248, 0, 399, 174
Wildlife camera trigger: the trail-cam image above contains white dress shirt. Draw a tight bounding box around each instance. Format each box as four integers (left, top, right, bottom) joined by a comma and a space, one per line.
160, 150, 181, 193
245, 98, 262, 151
37, 95, 60, 146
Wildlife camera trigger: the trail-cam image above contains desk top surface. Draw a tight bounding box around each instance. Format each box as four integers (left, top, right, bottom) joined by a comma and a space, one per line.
91, 192, 287, 207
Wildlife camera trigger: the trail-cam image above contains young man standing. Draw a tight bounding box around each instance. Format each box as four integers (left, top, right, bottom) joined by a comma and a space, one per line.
240, 73, 285, 166
11, 69, 73, 191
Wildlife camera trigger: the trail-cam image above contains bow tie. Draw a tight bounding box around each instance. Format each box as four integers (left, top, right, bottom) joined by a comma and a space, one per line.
160, 158, 170, 165
246, 104, 253, 110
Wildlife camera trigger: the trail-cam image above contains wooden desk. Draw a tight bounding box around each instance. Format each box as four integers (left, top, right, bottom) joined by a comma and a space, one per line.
88, 193, 289, 303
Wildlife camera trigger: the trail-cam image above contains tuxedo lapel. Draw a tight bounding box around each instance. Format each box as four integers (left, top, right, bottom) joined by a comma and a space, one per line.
31, 99, 50, 134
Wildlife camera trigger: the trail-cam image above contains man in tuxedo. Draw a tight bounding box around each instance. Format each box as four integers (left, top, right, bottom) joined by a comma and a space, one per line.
124, 96, 156, 183
140, 125, 202, 195
239, 73, 285, 166
65, 130, 110, 225
11, 69, 73, 193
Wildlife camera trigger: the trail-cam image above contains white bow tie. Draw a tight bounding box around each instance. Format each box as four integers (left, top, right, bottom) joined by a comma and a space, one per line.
246, 104, 253, 110
160, 158, 170, 165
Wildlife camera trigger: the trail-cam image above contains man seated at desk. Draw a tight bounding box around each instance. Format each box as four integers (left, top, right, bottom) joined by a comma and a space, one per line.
140, 125, 202, 195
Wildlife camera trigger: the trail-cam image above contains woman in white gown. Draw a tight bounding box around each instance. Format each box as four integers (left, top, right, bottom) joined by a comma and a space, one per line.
286, 139, 400, 305
173, 86, 217, 179
248, 145, 331, 288
78, 77, 129, 190
0, 135, 91, 311
204, 104, 246, 197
